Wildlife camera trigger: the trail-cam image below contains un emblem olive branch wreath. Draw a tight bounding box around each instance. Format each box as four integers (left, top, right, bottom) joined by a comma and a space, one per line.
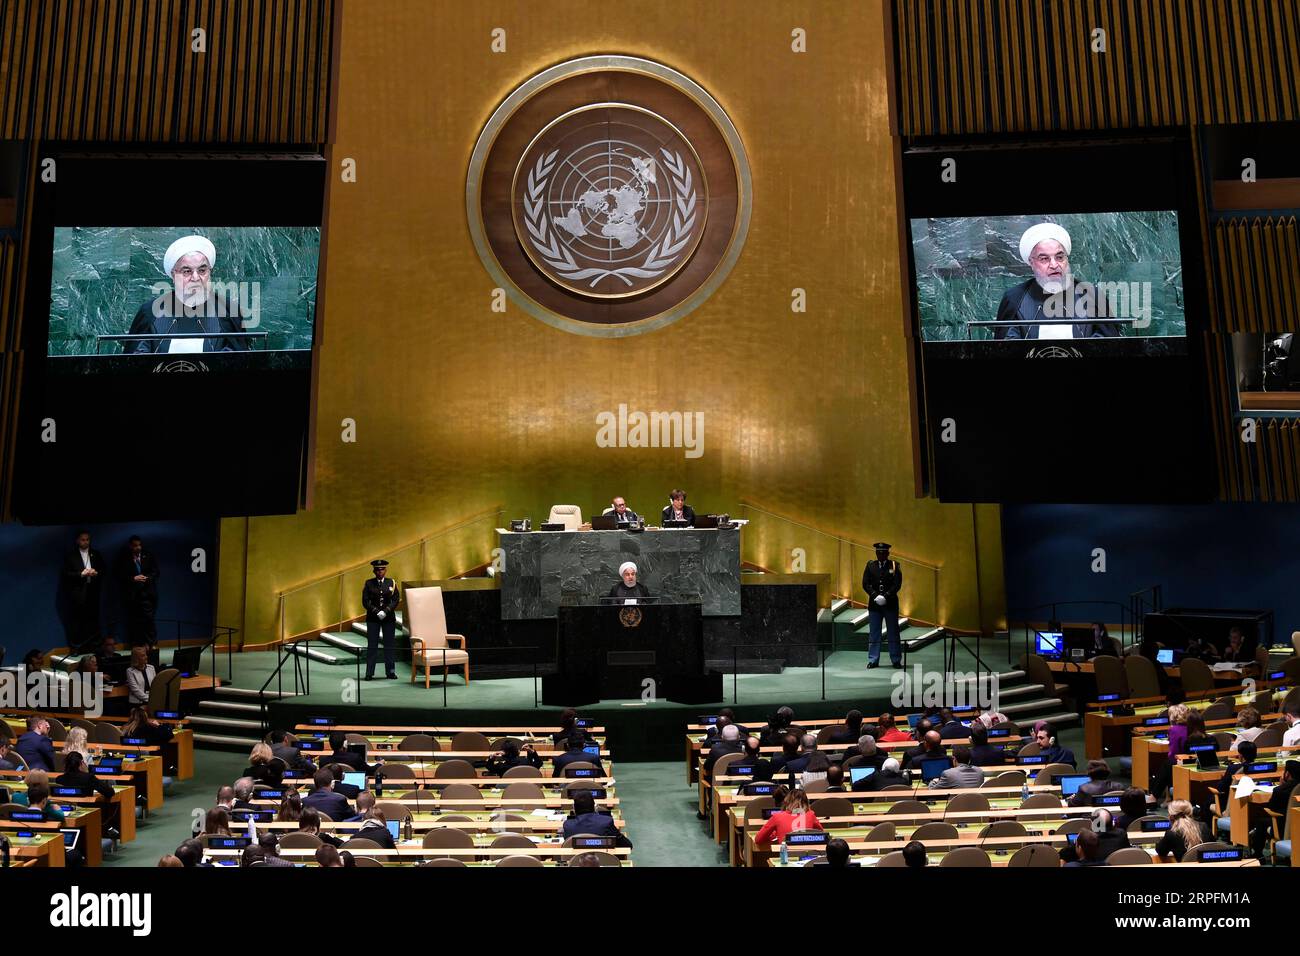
523, 147, 698, 288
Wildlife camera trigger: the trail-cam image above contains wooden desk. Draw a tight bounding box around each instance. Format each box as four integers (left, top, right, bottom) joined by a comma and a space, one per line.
1228, 784, 1275, 847
105, 673, 222, 697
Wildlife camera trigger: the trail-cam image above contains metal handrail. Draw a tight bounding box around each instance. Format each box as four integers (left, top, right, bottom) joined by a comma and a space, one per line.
736, 501, 942, 572
103, 616, 238, 689
726, 641, 835, 705
275, 506, 506, 644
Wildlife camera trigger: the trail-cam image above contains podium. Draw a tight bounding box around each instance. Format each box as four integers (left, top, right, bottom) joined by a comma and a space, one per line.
544, 601, 721, 705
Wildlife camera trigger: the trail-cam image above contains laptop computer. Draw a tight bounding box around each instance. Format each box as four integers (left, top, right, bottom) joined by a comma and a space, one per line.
694, 514, 720, 529
343, 771, 366, 791
661, 519, 690, 528
920, 756, 952, 782
386, 820, 401, 841
1035, 632, 1064, 660
1057, 773, 1090, 797
171, 645, 204, 677
589, 514, 617, 530
849, 766, 876, 786
1193, 746, 1221, 769
62, 829, 82, 852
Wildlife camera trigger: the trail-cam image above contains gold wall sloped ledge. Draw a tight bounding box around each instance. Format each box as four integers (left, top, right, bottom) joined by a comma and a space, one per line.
0, 0, 335, 143
894, 0, 1300, 137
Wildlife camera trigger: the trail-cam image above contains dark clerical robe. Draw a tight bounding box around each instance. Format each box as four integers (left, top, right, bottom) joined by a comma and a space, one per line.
126, 291, 250, 353
993, 278, 1122, 340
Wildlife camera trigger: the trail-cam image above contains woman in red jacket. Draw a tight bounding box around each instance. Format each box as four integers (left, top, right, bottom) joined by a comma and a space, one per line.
755, 789, 823, 845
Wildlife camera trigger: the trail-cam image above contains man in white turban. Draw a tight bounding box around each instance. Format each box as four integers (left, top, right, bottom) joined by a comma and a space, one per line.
125, 234, 250, 353
608, 560, 650, 602
993, 222, 1119, 340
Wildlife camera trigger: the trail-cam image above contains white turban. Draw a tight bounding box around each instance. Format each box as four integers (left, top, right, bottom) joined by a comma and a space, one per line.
163, 235, 216, 276
1018, 223, 1071, 264
618, 561, 637, 576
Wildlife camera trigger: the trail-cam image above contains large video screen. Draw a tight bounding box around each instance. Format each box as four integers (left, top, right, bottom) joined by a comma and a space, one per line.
48, 226, 319, 361
911, 212, 1185, 343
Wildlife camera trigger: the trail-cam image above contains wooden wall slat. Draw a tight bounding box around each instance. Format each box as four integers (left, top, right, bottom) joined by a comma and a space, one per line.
895, 0, 1300, 136
0, 0, 334, 144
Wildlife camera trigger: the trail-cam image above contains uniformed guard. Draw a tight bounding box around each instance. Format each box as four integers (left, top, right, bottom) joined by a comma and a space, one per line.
362, 559, 400, 680
862, 542, 903, 669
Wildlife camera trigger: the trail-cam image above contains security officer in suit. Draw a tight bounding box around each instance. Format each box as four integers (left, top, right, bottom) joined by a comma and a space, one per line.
862, 542, 903, 669
362, 559, 400, 680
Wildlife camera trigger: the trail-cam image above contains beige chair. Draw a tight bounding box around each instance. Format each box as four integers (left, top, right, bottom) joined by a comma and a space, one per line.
862, 822, 897, 843
420, 858, 466, 867
1054, 818, 1089, 835
1020, 793, 1063, 810
1183, 841, 1237, 862
451, 731, 491, 752
547, 505, 583, 530
811, 797, 853, 819
44, 717, 67, 742
1292, 630, 1300, 658
886, 800, 930, 815
278, 832, 322, 849
502, 764, 541, 779
875, 851, 907, 867
940, 846, 990, 867
1125, 655, 1162, 698
405, 586, 470, 688
977, 820, 1028, 839
350, 855, 383, 867
1033, 763, 1075, 786
440, 783, 484, 809
148, 667, 182, 713
910, 822, 958, 841
1179, 657, 1215, 695
1006, 844, 1061, 867
341, 837, 382, 852
497, 855, 544, 867
567, 851, 621, 866
375, 800, 412, 822
983, 770, 1026, 789
502, 782, 545, 802
433, 759, 476, 779
1252, 726, 1284, 748
92, 723, 122, 745
802, 779, 829, 794
1108, 847, 1154, 865
398, 733, 437, 752
422, 828, 474, 849
491, 833, 536, 849
944, 792, 990, 813
1092, 655, 1130, 699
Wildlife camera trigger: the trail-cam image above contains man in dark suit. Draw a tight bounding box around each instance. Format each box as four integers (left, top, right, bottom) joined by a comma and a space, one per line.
344, 809, 397, 850
1251, 759, 1300, 855
361, 559, 400, 680
769, 734, 811, 776
232, 778, 257, 811
902, 731, 946, 771
968, 724, 1008, 767
842, 736, 886, 770
740, 736, 772, 782
862, 542, 903, 669
1064, 828, 1109, 866
993, 224, 1121, 340
553, 737, 605, 777
0, 740, 19, 771
117, 536, 160, 648
1068, 760, 1126, 807
825, 710, 864, 746
936, 709, 968, 741
608, 496, 640, 526
703, 724, 744, 779
15, 717, 55, 771
485, 740, 544, 776
63, 530, 105, 651
660, 489, 696, 526
562, 792, 632, 847
325, 732, 373, 773
857, 757, 909, 792
326, 763, 363, 801
1113, 788, 1150, 833
301, 769, 352, 821
269, 730, 315, 772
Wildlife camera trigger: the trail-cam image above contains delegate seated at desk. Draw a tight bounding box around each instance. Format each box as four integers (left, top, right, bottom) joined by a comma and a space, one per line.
660, 489, 696, 526
608, 561, 650, 602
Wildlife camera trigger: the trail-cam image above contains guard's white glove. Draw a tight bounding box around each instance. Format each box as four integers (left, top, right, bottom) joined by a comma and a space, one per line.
874, 595, 887, 606
377, 610, 387, 620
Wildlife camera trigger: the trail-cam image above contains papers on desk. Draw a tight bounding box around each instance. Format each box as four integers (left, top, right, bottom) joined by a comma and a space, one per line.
1234, 775, 1258, 799
1212, 662, 1241, 672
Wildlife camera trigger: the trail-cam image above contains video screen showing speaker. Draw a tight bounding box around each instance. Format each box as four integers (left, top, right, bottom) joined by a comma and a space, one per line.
911, 211, 1186, 345
47, 226, 320, 365
901, 137, 1214, 503
13, 152, 326, 522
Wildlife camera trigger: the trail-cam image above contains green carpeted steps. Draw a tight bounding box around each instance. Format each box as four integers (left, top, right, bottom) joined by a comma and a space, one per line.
831, 605, 944, 654
191, 686, 297, 751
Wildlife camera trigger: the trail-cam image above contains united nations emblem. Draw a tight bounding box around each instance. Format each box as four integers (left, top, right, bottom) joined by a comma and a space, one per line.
469, 56, 751, 337
618, 606, 643, 628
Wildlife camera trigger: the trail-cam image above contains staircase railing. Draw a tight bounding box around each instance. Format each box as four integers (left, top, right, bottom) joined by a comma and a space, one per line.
257, 633, 364, 733
736, 501, 943, 626
1006, 600, 1137, 666
274, 506, 506, 646
1128, 584, 1164, 647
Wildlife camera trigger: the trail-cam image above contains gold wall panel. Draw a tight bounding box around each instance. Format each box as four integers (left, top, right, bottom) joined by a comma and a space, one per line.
218, 0, 1005, 644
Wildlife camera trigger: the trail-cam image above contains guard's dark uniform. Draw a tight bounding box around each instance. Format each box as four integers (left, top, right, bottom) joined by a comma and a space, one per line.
862, 543, 903, 667
362, 561, 400, 679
